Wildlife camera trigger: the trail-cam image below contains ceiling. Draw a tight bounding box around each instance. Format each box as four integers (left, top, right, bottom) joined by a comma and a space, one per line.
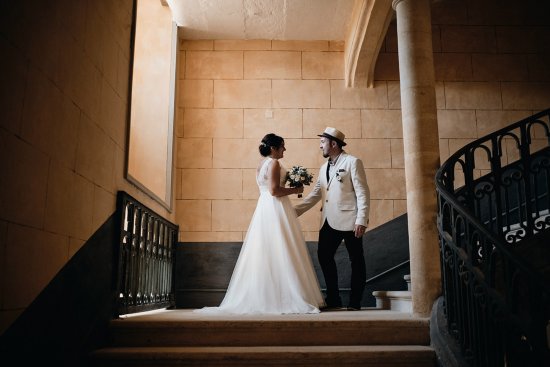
166, 0, 356, 40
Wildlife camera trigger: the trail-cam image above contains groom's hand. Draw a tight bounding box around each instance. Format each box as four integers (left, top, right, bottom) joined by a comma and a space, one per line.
354, 224, 366, 238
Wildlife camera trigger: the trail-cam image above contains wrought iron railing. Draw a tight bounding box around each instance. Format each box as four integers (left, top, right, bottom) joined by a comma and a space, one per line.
116, 191, 178, 315
435, 109, 550, 366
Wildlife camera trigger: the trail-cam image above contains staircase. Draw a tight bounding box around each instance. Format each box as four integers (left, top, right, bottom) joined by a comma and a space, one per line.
435, 108, 550, 366
90, 309, 436, 366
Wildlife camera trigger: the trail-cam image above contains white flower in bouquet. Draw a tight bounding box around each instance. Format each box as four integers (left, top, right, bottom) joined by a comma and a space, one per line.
285, 166, 314, 198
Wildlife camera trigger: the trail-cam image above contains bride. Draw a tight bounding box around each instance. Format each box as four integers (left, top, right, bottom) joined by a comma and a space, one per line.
196, 133, 325, 314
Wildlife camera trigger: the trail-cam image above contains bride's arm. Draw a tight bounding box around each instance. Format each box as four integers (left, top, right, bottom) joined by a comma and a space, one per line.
268, 160, 303, 197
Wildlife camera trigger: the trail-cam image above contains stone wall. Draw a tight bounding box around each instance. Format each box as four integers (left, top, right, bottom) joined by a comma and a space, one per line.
174, 0, 550, 242
0, 0, 175, 333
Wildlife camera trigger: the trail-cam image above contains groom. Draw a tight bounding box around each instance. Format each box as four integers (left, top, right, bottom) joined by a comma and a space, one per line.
295, 127, 370, 311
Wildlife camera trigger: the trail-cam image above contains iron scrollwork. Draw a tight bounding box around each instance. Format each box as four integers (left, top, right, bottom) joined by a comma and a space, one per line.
436, 109, 550, 366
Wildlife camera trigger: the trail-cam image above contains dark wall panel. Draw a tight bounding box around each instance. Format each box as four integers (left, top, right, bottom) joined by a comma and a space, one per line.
176, 214, 410, 308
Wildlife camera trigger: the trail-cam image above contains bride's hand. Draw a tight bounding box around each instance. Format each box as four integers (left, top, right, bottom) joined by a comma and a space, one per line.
295, 186, 304, 194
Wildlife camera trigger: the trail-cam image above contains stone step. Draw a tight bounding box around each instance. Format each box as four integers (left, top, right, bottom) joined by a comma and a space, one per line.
90, 345, 436, 367
372, 291, 412, 313
108, 310, 429, 347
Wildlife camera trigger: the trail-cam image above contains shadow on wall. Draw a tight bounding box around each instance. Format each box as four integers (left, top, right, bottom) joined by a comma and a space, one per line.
0, 213, 120, 366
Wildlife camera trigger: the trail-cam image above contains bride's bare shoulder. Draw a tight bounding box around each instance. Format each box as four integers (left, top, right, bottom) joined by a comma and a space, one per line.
268, 158, 281, 172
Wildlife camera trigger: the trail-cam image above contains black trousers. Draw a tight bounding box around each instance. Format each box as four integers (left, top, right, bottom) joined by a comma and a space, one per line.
318, 220, 366, 307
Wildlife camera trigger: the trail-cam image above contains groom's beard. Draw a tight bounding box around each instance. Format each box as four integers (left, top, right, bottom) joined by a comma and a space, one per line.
322, 152, 329, 158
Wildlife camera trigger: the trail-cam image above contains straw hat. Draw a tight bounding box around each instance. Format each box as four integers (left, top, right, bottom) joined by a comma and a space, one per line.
317, 127, 346, 146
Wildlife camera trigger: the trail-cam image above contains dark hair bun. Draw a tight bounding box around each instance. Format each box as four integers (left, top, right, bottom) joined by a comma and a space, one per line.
259, 133, 284, 157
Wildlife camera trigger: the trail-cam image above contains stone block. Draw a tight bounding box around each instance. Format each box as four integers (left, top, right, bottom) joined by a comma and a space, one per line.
444, 82, 502, 109
179, 80, 213, 108
329, 41, 345, 51
475, 110, 531, 137
215, 40, 271, 51
391, 139, 404, 168
304, 109, 361, 138
527, 54, 550, 81
244, 51, 301, 79
388, 82, 402, 109
214, 80, 271, 108
501, 82, 550, 110
282, 140, 325, 169
437, 110, 477, 139
185, 51, 243, 79
369, 200, 394, 229
272, 40, 328, 51
179, 40, 213, 51
496, 26, 538, 53
273, 80, 330, 108
441, 25, 496, 53
177, 138, 213, 169
99, 80, 126, 148
362, 109, 403, 138
330, 81, 388, 109
177, 50, 186, 79
92, 186, 115, 231
434, 53, 472, 81
212, 200, 257, 231
176, 199, 212, 232
302, 51, 344, 80
365, 168, 406, 200
393, 200, 407, 217
21, 69, 80, 169
244, 109, 303, 139
242, 169, 259, 200
0, 37, 27, 135
472, 54, 528, 81
76, 115, 116, 190
180, 169, 242, 200
0, 130, 49, 228
183, 108, 243, 138
44, 162, 95, 240
4, 224, 68, 308
213, 138, 261, 168
374, 53, 399, 81
351, 139, 392, 169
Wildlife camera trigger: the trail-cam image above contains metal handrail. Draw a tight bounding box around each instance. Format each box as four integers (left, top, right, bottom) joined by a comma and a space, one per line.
437, 182, 550, 293
116, 191, 179, 316
365, 260, 410, 284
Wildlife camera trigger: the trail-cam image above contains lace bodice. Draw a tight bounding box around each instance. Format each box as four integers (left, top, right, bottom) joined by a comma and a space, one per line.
257, 158, 286, 191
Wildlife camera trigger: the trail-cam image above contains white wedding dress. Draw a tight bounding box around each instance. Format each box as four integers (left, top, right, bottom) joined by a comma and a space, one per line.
196, 158, 325, 314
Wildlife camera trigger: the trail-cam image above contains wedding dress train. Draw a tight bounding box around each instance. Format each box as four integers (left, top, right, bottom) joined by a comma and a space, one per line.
196, 158, 325, 314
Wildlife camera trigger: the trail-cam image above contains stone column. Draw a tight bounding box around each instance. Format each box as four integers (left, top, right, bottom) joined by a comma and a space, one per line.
392, 0, 441, 316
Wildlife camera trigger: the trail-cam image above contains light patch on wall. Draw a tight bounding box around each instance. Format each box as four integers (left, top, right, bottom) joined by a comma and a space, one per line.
127, 0, 177, 210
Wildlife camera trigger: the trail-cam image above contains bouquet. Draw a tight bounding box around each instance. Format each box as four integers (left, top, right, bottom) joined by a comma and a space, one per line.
285, 166, 314, 198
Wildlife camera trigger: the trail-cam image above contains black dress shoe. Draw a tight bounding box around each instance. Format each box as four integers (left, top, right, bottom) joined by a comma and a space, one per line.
347, 305, 361, 311
320, 305, 343, 311
324, 298, 342, 309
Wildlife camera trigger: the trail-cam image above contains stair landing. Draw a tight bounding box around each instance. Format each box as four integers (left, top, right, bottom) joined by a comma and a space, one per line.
91, 309, 435, 366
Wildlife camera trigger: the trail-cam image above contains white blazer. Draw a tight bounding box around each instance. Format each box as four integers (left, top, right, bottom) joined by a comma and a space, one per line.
295, 153, 370, 231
